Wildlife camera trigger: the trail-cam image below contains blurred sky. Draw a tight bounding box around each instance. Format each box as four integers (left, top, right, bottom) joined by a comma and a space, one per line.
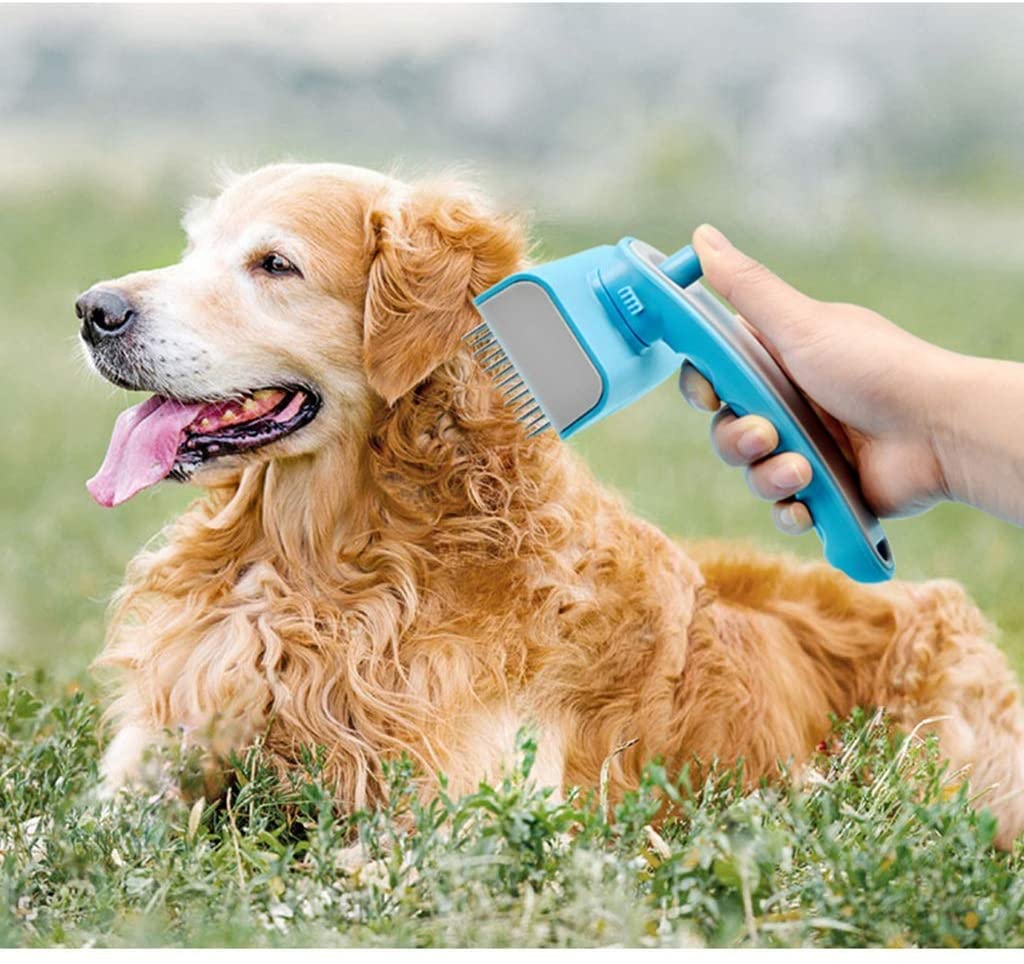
2, 3, 1022, 259
5, 4, 518, 64
2, 3, 1024, 671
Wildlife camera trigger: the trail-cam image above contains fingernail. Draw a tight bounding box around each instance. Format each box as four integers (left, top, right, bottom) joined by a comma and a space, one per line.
779, 505, 798, 529
693, 381, 718, 411
696, 223, 732, 253
771, 461, 809, 491
737, 429, 769, 459
678, 365, 719, 411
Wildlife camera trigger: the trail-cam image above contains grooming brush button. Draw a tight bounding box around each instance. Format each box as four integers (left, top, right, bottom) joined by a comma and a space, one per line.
617, 285, 644, 316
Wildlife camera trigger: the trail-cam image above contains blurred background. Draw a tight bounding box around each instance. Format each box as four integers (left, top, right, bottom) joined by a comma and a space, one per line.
1, 3, 1022, 680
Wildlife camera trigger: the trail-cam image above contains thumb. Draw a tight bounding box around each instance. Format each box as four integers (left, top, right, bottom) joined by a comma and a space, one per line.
691, 224, 818, 352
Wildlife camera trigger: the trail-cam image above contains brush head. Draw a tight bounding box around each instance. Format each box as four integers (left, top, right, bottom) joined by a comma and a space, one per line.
466, 280, 604, 436
471, 243, 684, 437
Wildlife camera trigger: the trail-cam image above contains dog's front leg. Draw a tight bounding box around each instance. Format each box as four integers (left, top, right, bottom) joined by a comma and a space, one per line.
100, 718, 238, 802
99, 722, 164, 798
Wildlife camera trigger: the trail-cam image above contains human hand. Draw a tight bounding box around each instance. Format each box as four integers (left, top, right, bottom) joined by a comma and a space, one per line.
679, 224, 958, 535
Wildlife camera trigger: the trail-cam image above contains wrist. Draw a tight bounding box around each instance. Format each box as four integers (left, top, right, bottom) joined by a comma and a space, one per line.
917, 347, 971, 504
925, 352, 1024, 521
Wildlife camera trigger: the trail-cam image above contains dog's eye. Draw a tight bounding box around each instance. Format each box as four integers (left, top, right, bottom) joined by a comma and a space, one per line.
258, 253, 302, 278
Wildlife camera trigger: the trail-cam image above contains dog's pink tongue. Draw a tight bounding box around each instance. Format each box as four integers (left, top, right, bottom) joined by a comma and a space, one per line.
87, 396, 205, 508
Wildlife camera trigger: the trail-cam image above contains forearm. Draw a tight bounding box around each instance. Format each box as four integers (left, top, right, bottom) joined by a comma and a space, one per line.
929, 352, 1024, 525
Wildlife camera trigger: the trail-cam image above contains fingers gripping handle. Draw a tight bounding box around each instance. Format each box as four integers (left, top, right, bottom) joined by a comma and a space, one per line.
624, 241, 894, 582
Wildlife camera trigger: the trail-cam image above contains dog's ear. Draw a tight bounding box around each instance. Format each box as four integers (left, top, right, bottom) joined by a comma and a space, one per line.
363, 180, 526, 404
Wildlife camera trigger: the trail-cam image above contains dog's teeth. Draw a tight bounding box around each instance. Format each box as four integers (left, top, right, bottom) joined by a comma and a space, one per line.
243, 399, 259, 413
253, 390, 274, 400
222, 410, 237, 423
200, 417, 212, 430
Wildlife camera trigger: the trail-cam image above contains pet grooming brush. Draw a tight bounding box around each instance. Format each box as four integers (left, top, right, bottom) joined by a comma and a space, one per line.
467, 238, 894, 583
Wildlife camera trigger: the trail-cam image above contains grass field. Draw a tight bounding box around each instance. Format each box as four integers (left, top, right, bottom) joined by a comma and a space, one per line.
1, 182, 1023, 946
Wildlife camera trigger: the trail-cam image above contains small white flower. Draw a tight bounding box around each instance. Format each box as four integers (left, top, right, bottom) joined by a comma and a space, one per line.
15, 896, 37, 922
268, 900, 293, 920
266, 901, 293, 935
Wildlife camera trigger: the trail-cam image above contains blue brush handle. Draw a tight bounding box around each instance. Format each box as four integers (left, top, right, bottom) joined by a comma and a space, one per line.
612, 239, 893, 583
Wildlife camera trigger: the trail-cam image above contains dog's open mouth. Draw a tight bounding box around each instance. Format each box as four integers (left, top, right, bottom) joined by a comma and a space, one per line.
87, 386, 320, 508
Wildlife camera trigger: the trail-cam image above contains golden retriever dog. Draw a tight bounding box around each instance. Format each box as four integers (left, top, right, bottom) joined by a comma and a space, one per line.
77, 163, 1024, 848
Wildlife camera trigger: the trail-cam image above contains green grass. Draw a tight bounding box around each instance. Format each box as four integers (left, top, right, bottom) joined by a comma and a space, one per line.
1, 673, 1021, 948
1, 182, 1023, 946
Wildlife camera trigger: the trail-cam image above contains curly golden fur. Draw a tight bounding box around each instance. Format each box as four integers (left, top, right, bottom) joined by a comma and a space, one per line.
88, 164, 1024, 848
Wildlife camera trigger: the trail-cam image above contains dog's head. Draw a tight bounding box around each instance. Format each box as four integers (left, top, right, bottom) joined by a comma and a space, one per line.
78, 163, 526, 506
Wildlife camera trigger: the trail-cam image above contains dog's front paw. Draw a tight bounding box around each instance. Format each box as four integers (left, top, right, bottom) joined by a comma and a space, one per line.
99, 723, 164, 797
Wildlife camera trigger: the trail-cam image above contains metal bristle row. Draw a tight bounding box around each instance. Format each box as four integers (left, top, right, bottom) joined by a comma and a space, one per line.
523, 409, 551, 436
516, 396, 553, 438
504, 383, 530, 403
464, 321, 553, 438
466, 323, 520, 389
464, 322, 493, 346
467, 326, 510, 371
494, 369, 520, 390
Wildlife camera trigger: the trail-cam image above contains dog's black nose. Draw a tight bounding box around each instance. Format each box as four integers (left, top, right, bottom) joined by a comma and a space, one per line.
76, 287, 137, 344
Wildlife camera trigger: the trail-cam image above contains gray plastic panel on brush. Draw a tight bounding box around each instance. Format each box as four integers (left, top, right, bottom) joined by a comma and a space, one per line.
475, 280, 604, 434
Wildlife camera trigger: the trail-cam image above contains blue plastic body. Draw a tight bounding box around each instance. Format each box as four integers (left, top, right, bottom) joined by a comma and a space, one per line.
476, 245, 686, 432
474, 237, 894, 584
